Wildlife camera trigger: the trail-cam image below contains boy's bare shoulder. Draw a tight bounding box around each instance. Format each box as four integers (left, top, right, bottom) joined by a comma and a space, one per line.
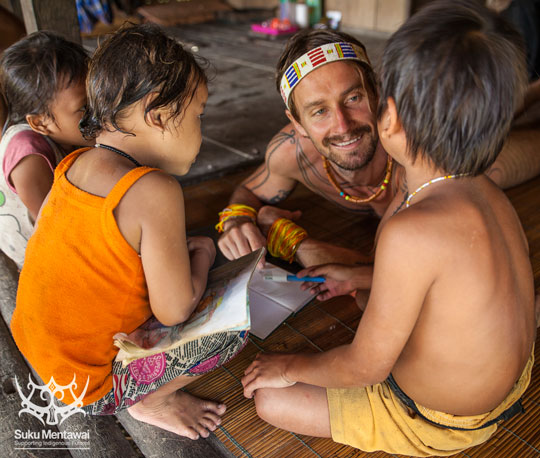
378, 204, 439, 247
376, 201, 457, 272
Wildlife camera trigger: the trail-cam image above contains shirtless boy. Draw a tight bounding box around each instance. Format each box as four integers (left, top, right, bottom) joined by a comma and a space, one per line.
217, 26, 540, 270
241, 1, 536, 456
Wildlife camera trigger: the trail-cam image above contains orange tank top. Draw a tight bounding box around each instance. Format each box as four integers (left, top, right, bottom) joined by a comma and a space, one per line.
12, 148, 157, 405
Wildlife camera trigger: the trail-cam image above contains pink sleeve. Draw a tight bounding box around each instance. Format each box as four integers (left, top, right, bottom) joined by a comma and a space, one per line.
2, 130, 56, 194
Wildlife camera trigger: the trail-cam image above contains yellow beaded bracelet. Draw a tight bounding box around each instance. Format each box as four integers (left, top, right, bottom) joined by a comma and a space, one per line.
215, 204, 258, 233
267, 218, 308, 263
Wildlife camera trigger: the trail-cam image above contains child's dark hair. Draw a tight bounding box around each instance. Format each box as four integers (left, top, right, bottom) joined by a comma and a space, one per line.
80, 23, 207, 139
0, 31, 88, 126
276, 29, 377, 120
378, 0, 527, 176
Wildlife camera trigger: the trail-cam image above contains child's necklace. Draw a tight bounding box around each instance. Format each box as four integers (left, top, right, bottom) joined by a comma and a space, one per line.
95, 143, 142, 167
406, 174, 469, 208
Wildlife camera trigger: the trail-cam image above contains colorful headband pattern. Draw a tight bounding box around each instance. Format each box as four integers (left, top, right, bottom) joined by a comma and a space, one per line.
280, 42, 370, 108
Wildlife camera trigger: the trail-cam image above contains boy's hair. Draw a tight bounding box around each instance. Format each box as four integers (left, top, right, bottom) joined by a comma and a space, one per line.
276, 29, 377, 120
0, 31, 88, 126
378, 0, 528, 176
80, 23, 207, 139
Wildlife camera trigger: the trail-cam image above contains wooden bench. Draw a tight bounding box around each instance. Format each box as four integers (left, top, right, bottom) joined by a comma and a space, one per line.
0, 251, 232, 458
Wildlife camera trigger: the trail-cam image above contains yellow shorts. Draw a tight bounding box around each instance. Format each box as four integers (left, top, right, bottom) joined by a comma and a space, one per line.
327, 350, 534, 457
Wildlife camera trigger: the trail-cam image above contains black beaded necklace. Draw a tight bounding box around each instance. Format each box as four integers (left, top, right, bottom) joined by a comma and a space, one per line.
95, 143, 142, 167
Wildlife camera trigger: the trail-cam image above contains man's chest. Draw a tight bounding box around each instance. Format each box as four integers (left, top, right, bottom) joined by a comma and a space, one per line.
294, 158, 404, 218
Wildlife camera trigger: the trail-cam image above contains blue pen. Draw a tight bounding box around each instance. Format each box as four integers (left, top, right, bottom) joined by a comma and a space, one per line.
263, 271, 325, 283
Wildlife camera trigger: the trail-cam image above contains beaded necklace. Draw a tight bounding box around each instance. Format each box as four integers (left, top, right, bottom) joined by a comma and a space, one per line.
95, 143, 142, 167
406, 174, 468, 208
323, 155, 393, 204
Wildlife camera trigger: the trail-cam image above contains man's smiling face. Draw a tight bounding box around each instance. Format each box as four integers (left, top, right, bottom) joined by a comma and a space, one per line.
288, 61, 378, 171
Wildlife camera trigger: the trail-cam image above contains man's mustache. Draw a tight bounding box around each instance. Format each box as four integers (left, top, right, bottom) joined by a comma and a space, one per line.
322, 125, 372, 147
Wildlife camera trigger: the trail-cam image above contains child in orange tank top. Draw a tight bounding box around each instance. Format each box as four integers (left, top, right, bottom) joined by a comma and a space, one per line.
12, 24, 247, 440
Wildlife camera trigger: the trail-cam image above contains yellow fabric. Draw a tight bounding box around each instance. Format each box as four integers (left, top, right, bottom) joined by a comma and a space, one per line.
327, 349, 534, 457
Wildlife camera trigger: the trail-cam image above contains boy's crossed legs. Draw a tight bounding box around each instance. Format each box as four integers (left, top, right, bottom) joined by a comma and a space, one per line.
253, 383, 331, 438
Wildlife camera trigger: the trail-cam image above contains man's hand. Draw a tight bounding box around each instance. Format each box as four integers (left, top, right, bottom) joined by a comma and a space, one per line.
217, 217, 266, 261
257, 206, 302, 235
297, 263, 369, 300
241, 352, 296, 398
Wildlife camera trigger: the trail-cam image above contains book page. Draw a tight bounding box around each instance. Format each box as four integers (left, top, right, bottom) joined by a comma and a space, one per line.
248, 289, 293, 339
249, 264, 316, 312
247, 264, 316, 339
114, 248, 264, 364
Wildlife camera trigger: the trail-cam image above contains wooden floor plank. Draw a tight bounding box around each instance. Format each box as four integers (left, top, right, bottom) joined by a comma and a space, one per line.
502, 397, 540, 449
314, 297, 363, 333
285, 304, 356, 351
464, 425, 540, 458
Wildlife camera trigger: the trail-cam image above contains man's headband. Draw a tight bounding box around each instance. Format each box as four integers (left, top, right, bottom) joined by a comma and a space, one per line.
280, 42, 371, 109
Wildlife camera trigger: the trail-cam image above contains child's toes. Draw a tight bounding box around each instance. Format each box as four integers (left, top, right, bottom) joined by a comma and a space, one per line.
201, 416, 219, 432
205, 401, 226, 415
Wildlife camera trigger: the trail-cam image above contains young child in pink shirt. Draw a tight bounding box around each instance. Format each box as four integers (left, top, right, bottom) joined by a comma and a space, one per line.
0, 31, 90, 268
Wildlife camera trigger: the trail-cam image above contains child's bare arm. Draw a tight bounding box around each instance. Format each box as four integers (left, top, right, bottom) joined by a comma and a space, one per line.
186, 235, 216, 305
297, 263, 373, 300
242, 213, 435, 397
9, 155, 54, 221
136, 172, 214, 326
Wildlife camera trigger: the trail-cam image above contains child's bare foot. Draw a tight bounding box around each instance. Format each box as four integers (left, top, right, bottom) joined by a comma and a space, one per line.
128, 390, 226, 439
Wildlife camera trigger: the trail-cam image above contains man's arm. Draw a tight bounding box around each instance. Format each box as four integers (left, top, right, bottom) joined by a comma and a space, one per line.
218, 126, 301, 260
257, 205, 374, 267
517, 79, 540, 116
241, 213, 432, 396
294, 238, 374, 267
487, 93, 540, 189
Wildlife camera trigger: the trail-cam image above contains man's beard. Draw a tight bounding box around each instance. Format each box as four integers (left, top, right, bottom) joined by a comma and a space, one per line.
320, 125, 378, 171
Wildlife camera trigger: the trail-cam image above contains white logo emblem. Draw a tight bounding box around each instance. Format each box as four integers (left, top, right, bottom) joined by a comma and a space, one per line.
15, 374, 89, 425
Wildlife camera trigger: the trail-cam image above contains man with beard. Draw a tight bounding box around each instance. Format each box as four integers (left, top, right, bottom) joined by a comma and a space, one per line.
217, 28, 540, 273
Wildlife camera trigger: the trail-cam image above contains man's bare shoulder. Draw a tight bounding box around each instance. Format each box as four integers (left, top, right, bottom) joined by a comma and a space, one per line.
264, 123, 319, 177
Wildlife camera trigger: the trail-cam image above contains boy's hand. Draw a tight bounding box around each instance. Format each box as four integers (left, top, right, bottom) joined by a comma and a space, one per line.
187, 236, 216, 265
241, 353, 296, 398
297, 264, 363, 300
257, 206, 302, 235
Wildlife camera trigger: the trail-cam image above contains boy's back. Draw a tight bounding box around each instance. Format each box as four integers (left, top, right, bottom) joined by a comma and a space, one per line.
382, 175, 535, 415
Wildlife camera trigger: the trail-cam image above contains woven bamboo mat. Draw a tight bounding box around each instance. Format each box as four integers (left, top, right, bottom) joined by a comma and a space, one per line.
182, 171, 540, 458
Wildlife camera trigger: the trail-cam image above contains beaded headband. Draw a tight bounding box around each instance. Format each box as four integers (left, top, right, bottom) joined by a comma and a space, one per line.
280, 42, 371, 109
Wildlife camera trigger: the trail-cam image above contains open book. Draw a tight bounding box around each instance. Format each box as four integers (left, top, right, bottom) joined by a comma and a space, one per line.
248, 264, 316, 339
114, 248, 316, 364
